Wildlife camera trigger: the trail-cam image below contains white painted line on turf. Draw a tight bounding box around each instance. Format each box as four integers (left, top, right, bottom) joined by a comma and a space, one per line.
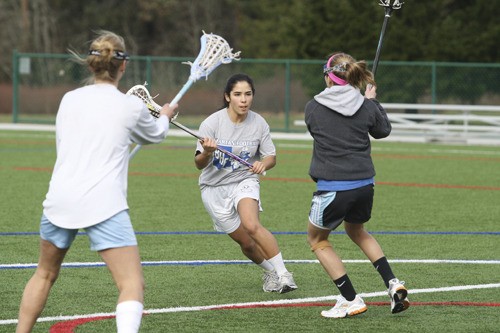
1, 283, 499, 325
0, 123, 56, 131
3, 123, 499, 154
286, 259, 500, 265
2, 259, 500, 270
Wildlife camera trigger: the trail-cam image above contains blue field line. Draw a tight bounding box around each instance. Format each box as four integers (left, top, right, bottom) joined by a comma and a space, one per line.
1, 230, 499, 236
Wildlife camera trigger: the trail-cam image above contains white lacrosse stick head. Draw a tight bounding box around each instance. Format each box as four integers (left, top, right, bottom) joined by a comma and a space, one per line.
126, 83, 162, 118
379, 0, 404, 10
184, 31, 241, 82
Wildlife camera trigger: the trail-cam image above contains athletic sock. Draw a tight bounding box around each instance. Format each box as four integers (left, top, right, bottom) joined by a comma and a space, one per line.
258, 259, 275, 272
116, 300, 143, 333
373, 256, 396, 288
334, 274, 357, 301
267, 252, 288, 276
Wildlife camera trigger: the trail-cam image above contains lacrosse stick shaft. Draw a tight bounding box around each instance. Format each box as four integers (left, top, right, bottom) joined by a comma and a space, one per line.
173, 120, 251, 168
170, 80, 194, 105
171, 120, 203, 140
372, 16, 390, 77
129, 143, 142, 159
372, 0, 404, 77
170, 120, 265, 175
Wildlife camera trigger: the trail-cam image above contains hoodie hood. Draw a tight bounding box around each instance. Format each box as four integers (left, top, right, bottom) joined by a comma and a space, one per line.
314, 85, 365, 116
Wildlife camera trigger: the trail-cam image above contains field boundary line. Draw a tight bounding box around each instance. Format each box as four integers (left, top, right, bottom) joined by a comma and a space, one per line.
2, 259, 500, 270
1, 283, 499, 325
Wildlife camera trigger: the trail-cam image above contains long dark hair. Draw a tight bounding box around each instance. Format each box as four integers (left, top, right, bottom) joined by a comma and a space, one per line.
221, 73, 256, 108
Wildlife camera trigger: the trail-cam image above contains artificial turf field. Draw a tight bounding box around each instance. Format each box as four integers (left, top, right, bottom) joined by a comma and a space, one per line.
0, 128, 499, 332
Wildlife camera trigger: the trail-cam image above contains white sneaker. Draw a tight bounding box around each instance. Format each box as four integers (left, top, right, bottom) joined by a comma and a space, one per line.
262, 270, 280, 292
278, 272, 298, 294
321, 295, 367, 318
388, 278, 410, 314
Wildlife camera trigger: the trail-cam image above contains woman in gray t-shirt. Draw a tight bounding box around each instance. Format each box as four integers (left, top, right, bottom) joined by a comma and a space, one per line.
194, 73, 297, 294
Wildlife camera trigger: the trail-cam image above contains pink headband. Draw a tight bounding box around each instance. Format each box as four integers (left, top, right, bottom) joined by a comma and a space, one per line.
324, 54, 348, 86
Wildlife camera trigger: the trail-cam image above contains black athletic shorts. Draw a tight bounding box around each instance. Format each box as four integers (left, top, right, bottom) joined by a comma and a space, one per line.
308, 184, 374, 230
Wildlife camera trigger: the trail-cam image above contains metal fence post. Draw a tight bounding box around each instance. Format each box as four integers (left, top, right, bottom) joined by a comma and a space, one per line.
284, 60, 291, 132
12, 50, 19, 123
431, 61, 437, 106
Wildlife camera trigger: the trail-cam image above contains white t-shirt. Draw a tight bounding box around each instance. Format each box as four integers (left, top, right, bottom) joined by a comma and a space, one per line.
196, 108, 276, 188
43, 83, 169, 228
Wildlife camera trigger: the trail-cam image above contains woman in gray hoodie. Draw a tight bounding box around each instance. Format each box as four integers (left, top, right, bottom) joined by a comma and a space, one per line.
305, 52, 409, 319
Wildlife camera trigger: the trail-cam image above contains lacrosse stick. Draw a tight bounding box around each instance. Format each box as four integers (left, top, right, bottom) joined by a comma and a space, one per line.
129, 31, 241, 159
371, 0, 404, 77
127, 84, 265, 175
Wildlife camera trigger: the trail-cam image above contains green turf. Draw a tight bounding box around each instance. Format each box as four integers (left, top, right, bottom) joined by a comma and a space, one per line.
0, 130, 499, 332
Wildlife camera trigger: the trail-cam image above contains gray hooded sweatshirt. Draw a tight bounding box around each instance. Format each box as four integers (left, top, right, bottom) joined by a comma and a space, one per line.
304, 85, 391, 182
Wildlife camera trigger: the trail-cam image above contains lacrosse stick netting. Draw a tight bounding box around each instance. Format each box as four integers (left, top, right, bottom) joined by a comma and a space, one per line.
170, 31, 241, 108
127, 83, 162, 117
126, 84, 260, 173
128, 31, 240, 159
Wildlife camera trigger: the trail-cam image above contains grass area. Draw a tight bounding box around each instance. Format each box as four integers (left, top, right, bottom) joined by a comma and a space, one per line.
0, 115, 12, 123
0, 130, 499, 332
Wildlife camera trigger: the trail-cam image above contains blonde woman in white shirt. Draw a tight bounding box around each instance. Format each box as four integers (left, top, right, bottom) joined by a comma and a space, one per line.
16, 30, 177, 333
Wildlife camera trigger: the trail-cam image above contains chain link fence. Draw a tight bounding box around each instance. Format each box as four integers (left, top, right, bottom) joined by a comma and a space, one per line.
9, 51, 500, 132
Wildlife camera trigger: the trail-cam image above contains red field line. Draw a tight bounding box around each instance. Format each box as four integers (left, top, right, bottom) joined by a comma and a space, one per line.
49, 301, 500, 332
129, 171, 199, 178
11, 167, 500, 191
49, 316, 114, 333
0, 139, 53, 145
264, 177, 500, 191
279, 150, 500, 163
373, 153, 500, 162
14, 166, 53, 172
377, 181, 500, 191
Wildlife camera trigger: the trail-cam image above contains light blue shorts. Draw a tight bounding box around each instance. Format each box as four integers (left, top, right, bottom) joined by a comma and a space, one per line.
309, 191, 337, 230
40, 210, 137, 251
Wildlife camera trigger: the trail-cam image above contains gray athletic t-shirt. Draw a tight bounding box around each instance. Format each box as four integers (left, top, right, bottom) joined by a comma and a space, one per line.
196, 108, 276, 188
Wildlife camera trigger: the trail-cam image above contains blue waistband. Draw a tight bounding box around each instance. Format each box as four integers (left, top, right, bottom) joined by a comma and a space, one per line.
317, 177, 374, 191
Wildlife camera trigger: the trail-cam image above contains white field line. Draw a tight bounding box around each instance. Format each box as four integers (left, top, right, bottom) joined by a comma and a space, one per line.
2, 123, 500, 156
2, 259, 500, 270
1, 282, 499, 325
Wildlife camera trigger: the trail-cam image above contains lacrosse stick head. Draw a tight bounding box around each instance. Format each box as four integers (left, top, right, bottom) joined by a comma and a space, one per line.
126, 83, 162, 118
184, 31, 241, 82
379, 0, 404, 12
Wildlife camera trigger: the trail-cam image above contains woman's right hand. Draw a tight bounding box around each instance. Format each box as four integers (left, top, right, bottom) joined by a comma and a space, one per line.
365, 84, 377, 99
200, 137, 217, 155
159, 103, 178, 121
